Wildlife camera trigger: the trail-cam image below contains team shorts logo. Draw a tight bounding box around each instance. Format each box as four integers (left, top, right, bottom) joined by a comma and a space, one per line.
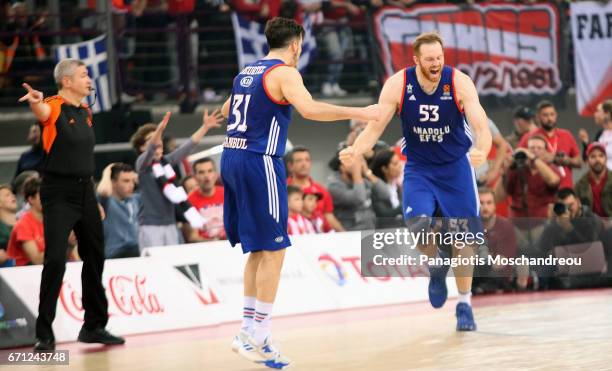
275, 236, 284, 243
240, 76, 254, 87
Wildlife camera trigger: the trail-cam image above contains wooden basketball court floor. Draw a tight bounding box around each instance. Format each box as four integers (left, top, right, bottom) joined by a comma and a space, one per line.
6, 288, 612, 370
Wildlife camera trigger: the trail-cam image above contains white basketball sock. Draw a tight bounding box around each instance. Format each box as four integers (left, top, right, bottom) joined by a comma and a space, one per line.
241, 296, 256, 335
458, 291, 472, 306
252, 300, 274, 345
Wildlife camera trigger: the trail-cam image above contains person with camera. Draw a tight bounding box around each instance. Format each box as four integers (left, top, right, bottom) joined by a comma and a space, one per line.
537, 188, 609, 288
497, 135, 561, 220
518, 101, 582, 189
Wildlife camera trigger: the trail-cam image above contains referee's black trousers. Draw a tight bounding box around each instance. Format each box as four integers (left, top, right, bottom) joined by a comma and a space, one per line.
36, 174, 108, 341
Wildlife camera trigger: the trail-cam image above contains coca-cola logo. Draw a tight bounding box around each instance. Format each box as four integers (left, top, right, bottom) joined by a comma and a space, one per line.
60, 275, 165, 321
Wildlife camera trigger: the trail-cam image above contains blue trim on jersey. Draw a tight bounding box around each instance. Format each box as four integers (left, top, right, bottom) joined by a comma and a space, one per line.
399, 65, 472, 165
225, 59, 292, 158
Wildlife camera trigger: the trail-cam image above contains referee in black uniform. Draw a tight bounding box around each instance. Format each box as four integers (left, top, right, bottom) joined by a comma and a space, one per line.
19, 59, 124, 351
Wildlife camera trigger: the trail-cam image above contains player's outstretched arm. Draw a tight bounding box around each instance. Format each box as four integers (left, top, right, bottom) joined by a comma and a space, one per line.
340, 70, 403, 167
277, 67, 378, 122
18, 83, 51, 123
455, 71, 492, 166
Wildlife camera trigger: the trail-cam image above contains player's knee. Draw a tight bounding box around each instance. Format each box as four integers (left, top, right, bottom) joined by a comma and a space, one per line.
404, 215, 435, 234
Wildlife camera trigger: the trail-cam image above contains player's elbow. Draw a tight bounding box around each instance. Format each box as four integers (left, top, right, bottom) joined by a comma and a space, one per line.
296, 105, 316, 120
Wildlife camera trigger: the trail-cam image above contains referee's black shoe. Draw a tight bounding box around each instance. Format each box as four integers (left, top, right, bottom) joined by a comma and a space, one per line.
77, 327, 125, 345
33, 338, 56, 351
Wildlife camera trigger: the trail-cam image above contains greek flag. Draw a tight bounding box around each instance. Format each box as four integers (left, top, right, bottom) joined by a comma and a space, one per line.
55, 35, 112, 113
231, 13, 317, 72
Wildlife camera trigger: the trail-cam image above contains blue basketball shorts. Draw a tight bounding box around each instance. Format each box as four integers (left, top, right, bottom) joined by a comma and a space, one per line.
220, 148, 291, 253
402, 154, 482, 234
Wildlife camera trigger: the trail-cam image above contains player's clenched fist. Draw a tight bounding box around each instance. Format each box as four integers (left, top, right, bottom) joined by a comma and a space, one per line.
468, 148, 486, 167
339, 146, 356, 168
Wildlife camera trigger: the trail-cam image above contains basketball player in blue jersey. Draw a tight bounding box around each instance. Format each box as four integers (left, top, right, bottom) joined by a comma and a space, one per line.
219, 17, 378, 369
341, 32, 492, 331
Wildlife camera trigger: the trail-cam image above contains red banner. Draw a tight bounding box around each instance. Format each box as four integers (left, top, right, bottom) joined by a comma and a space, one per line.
373, 3, 561, 97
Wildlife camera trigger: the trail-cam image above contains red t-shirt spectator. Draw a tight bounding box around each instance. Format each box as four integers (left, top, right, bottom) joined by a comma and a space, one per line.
188, 186, 226, 240
518, 128, 579, 189
287, 176, 334, 216
7, 211, 44, 266
505, 165, 561, 219
288, 213, 316, 235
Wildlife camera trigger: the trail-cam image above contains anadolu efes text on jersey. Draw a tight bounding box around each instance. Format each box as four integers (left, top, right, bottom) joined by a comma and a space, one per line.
224, 59, 292, 157
399, 66, 473, 165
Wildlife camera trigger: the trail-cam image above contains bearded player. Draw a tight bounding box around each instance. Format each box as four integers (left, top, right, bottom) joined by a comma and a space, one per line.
341, 32, 492, 331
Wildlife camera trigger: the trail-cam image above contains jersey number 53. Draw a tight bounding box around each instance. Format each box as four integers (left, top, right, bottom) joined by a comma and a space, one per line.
419, 105, 439, 122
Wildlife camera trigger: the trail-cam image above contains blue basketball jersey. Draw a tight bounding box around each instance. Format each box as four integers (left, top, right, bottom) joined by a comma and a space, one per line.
224, 59, 292, 157
399, 66, 472, 165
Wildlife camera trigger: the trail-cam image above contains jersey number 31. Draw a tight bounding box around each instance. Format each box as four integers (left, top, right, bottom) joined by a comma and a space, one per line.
227, 94, 251, 132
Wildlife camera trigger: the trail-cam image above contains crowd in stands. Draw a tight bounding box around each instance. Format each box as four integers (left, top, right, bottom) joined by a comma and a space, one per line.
0, 0, 609, 295
1, 96, 611, 295
1, 0, 577, 105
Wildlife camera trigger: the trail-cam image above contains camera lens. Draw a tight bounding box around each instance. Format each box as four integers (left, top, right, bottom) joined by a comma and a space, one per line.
553, 202, 567, 216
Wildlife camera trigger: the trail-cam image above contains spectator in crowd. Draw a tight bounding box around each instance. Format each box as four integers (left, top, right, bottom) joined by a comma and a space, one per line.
287, 185, 316, 235
578, 100, 611, 160
327, 151, 382, 231
506, 106, 537, 149
537, 188, 609, 288
591, 99, 612, 170
12, 170, 39, 218
497, 135, 561, 248
96, 163, 141, 259
14, 123, 43, 178
498, 135, 561, 219
7, 178, 44, 266
164, 135, 191, 179
0, 184, 17, 267
231, 0, 280, 21
575, 142, 612, 218
474, 119, 511, 187
7, 178, 77, 267
518, 100, 581, 189
131, 110, 222, 249
0, 2, 50, 87
340, 119, 390, 166
181, 175, 197, 195
319, 0, 361, 97
473, 188, 526, 294
287, 146, 344, 231
185, 158, 226, 242
302, 185, 326, 233
370, 149, 403, 228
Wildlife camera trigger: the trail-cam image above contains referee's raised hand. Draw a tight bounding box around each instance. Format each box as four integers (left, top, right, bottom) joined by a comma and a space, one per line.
18, 83, 44, 104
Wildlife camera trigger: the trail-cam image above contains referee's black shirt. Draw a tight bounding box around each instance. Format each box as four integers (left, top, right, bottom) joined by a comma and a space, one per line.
41, 95, 95, 177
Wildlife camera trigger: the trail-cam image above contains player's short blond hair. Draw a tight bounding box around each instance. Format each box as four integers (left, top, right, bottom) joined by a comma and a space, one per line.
413, 32, 444, 57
